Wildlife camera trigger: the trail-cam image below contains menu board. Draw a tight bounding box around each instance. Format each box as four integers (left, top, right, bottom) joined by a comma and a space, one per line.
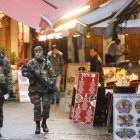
113, 94, 140, 140
73, 72, 99, 124
18, 70, 30, 102
65, 63, 89, 112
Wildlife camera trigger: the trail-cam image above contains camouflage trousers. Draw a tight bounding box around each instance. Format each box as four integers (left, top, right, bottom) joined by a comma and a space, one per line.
29, 92, 50, 122
0, 94, 4, 128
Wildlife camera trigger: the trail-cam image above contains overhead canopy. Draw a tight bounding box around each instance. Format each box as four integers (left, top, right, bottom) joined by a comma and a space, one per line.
92, 19, 140, 28
73, 0, 140, 37
0, 0, 90, 29
0, 0, 140, 34
78, 0, 127, 25
74, 0, 127, 36
104, 0, 140, 39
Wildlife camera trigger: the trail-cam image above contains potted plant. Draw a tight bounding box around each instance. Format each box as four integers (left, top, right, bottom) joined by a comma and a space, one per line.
10, 52, 18, 65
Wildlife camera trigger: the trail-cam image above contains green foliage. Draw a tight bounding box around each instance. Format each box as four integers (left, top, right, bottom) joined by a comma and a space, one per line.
10, 52, 18, 65
0, 48, 6, 55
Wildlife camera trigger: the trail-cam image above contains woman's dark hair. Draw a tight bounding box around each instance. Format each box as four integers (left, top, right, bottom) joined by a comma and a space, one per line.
90, 48, 98, 52
115, 38, 120, 44
51, 44, 58, 50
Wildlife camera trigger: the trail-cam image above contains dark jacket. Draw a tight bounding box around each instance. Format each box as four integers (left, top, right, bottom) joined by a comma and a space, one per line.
47, 51, 64, 76
90, 56, 104, 86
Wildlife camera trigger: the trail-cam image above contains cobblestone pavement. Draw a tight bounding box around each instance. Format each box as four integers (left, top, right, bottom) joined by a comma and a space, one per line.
0, 98, 113, 140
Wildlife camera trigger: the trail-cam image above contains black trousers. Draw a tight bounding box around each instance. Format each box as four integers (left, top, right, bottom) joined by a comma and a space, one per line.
0, 95, 4, 128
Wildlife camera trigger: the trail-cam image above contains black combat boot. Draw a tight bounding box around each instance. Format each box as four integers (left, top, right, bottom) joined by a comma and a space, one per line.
41, 119, 49, 132
35, 121, 40, 134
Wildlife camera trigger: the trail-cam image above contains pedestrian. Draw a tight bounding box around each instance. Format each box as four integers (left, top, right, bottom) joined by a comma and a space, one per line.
47, 44, 64, 104
0, 49, 13, 137
21, 45, 56, 134
89, 48, 104, 87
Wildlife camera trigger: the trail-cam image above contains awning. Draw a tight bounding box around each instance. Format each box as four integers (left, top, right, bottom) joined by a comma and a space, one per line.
0, 0, 90, 29
104, 0, 140, 39
78, 0, 128, 26
74, 0, 140, 36
74, 0, 127, 35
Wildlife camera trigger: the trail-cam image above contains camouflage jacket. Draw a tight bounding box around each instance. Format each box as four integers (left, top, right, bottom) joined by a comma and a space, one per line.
0, 57, 13, 94
22, 57, 56, 93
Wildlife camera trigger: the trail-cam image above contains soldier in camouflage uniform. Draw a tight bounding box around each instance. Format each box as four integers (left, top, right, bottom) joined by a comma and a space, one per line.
22, 46, 56, 134
0, 49, 13, 137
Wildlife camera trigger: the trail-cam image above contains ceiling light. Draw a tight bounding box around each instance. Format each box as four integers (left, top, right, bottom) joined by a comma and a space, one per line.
55, 19, 77, 32
99, 0, 112, 8
38, 34, 47, 41
61, 5, 90, 19
73, 34, 80, 37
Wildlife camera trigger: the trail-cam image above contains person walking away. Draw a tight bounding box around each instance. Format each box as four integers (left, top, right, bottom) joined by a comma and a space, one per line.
22, 46, 56, 134
89, 48, 104, 87
0, 49, 13, 137
47, 44, 64, 104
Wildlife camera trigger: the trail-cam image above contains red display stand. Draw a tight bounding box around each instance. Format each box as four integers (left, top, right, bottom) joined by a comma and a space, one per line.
73, 72, 99, 124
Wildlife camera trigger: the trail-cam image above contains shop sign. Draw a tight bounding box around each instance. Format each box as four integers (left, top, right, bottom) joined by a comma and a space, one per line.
113, 94, 140, 140
73, 72, 99, 124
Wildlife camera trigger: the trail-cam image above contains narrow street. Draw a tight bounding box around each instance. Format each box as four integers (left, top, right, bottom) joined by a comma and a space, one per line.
1, 98, 112, 140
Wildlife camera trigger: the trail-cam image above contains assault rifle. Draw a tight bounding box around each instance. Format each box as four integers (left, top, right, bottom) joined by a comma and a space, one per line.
21, 63, 56, 91
0, 83, 7, 93
0, 52, 5, 65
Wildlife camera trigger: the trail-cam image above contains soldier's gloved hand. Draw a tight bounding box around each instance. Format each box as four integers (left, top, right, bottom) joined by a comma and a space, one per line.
22, 71, 33, 79
4, 91, 13, 100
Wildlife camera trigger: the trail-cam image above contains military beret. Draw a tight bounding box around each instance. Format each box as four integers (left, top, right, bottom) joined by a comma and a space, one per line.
34, 46, 43, 51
